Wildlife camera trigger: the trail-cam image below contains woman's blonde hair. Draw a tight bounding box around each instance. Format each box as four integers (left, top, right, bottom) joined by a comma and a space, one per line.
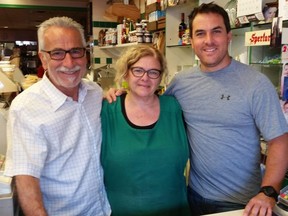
114, 45, 168, 88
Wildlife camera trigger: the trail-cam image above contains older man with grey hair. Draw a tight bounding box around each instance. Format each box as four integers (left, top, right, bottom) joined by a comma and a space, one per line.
4, 16, 111, 216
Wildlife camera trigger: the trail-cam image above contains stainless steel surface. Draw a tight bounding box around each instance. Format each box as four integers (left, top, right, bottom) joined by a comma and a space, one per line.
87, 65, 116, 89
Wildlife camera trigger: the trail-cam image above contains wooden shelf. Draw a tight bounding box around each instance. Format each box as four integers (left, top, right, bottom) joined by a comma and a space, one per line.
105, 3, 140, 21
99, 42, 152, 58
166, 44, 191, 48
99, 42, 140, 49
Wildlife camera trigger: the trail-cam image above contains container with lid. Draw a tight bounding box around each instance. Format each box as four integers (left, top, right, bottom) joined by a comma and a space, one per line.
136, 32, 144, 43
136, 23, 142, 32
144, 33, 152, 43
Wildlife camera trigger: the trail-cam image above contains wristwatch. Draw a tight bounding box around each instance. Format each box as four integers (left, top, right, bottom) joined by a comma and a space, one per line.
259, 186, 278, 202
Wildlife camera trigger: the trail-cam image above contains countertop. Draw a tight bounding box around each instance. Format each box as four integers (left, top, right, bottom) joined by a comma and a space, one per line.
204, 209, 244, 216
203, 205, 288, 216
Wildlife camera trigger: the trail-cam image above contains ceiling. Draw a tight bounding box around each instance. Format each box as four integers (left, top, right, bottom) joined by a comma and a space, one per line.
0, 0, 89, 31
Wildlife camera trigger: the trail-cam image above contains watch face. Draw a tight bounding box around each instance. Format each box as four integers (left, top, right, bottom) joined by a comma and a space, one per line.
265, 187, 274, 195
260, 186, 278, 201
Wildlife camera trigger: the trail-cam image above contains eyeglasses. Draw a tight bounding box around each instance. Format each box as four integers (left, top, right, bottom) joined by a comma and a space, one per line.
130, 67, 161, 79
41, 48, 86, 60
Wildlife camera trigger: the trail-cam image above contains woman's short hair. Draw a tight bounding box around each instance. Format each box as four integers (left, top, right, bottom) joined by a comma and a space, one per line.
114, 45, 168, 87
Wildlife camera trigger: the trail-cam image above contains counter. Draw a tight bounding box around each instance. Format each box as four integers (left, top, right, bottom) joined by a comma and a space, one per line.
0, 190, 15, 216
203, 206, 288, 216
204, 209, 244, 216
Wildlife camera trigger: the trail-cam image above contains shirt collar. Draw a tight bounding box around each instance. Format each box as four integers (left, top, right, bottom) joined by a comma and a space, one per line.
41, 74, 91, 111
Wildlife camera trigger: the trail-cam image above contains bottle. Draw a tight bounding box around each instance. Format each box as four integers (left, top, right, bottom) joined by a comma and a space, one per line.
122, 18, 127, 44
186, 15, 190, 38
98, 29, 105, 46
178, 13, 187, 44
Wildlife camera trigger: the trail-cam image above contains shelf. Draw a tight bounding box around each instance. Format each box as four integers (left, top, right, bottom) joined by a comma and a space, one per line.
231, 24, 251, 31
166, 44, 191, 48
249, 63, 282, 66
167, 0, 194, 7
99, 42, 141, 49
98, 42, 152, 58
99, 42, 152, 50
231, 19, 288, 30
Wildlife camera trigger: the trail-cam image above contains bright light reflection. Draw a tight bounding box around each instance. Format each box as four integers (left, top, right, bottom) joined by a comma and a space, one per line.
15, 41, 37, 46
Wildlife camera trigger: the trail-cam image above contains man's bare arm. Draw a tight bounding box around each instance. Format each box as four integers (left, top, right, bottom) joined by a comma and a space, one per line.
104, 87, 126, 103
15, 175, 47, 216
243, 133, 288, 216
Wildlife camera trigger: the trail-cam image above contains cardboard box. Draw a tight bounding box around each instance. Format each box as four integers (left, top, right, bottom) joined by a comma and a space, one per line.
147, 18, 166, 31
146, 2, 161, 14
157, 17, 166, 29
148, 10, 165, 22
147, 21, 157, 31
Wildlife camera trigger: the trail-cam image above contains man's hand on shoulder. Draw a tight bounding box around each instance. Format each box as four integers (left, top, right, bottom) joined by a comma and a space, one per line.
103, 87, 126, 103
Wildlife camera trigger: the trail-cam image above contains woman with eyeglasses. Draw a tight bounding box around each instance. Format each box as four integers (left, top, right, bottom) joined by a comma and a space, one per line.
101, 45, 190, 216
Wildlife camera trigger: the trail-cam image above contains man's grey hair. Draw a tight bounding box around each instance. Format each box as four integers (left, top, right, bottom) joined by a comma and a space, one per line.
37, 16, 86, 51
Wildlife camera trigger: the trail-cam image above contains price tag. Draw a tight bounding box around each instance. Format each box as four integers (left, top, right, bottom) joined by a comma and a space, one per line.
282, 45, 288, 62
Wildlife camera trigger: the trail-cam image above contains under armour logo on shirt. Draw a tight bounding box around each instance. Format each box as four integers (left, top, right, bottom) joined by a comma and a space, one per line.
221, 94, 230, 100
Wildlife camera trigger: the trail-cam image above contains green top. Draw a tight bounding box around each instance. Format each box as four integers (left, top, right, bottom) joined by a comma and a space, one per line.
101, 95, 190, 216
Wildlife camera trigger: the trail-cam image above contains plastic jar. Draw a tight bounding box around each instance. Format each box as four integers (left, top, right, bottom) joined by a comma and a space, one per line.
136, 23, 142, 32
144, 33, 152, 43
136, 32, 144, 43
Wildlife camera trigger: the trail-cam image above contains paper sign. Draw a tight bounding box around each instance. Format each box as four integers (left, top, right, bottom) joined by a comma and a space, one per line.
237, 0, 262, 17
278, 0, 288, 20
282, 28, 288, 44
245, 29, 271, 46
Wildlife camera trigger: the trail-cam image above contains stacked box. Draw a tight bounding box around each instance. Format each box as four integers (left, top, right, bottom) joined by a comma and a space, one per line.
157, 17, 165, 29
146, 2, 161, 14
147, 17, 165, 31
146, 2, 165, 31
148, 10, 165, 22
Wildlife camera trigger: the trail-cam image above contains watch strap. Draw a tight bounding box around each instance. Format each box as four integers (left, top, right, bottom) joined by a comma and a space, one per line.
259, 186, 278, 202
